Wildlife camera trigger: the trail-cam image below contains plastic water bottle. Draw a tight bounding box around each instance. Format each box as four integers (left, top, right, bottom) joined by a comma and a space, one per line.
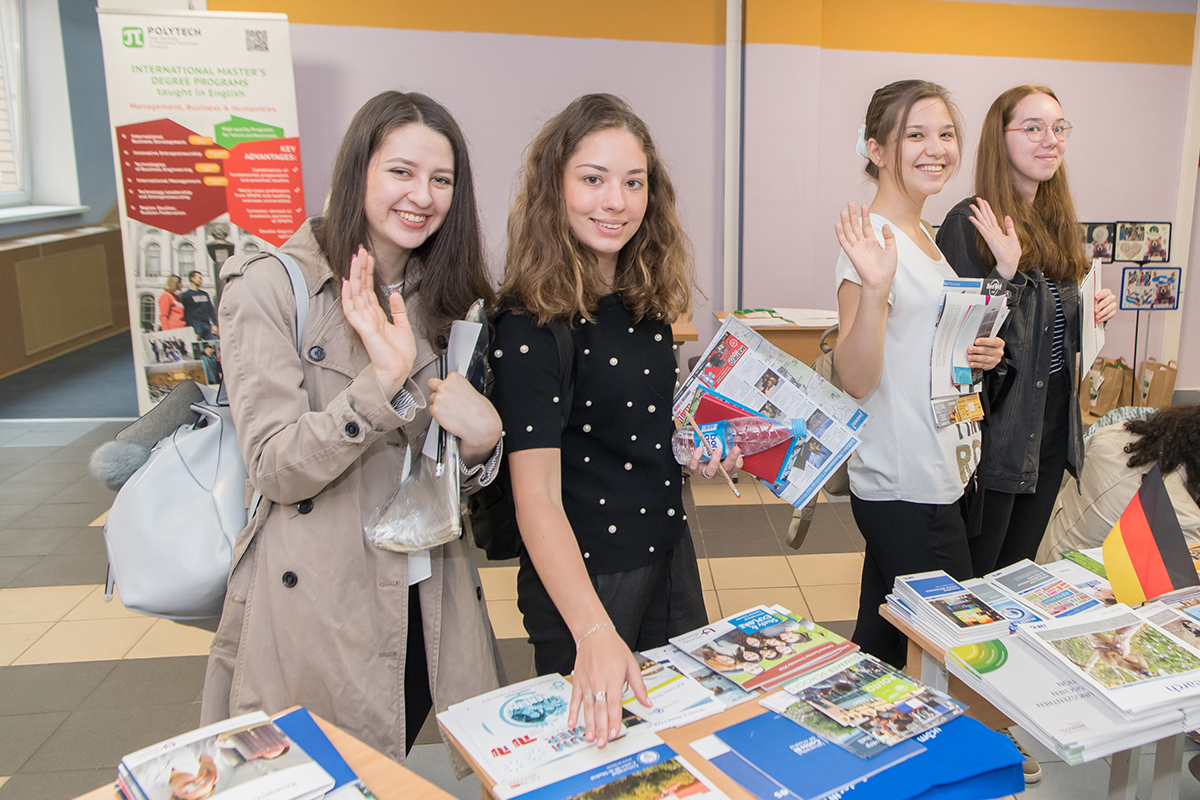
671, 417, 807, 465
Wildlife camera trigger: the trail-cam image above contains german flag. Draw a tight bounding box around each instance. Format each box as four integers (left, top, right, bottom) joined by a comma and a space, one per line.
1103, 463, 1200, 605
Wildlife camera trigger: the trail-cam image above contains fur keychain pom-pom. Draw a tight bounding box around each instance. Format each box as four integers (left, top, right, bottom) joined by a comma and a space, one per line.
89, 441, 151, 490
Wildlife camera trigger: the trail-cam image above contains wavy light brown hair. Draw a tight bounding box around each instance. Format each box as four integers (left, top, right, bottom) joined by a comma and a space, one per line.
314, 91, 493, 339
1124, 404, 1200, 505
500, 93, 694, 325
862, 79, 964, 196
972, 85, 1089, 283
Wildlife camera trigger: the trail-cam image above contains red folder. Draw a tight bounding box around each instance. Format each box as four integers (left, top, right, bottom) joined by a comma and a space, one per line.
692, 393, 793, 484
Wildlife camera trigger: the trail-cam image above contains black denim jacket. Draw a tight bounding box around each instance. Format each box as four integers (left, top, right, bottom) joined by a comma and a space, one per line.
936, 198, 1085, 494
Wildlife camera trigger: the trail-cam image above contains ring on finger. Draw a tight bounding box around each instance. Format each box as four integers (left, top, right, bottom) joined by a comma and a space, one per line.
583, 693, 594, 702
594, 690, 606, 703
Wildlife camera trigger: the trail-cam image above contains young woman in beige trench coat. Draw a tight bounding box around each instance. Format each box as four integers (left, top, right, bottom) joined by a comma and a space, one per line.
200, 92, 504, 772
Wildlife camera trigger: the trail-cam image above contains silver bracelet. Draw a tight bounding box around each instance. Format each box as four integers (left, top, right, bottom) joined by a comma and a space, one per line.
575, 622, 613, 651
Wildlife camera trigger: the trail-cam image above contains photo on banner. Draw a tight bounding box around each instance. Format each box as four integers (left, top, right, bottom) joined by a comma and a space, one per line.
97, 10, 305, 412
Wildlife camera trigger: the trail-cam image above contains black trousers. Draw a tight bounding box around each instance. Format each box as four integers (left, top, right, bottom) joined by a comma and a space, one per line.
404, 584, 434, 754
850, 496, 973, 668
969, 370, 1070, 576
518, 532, 708, 677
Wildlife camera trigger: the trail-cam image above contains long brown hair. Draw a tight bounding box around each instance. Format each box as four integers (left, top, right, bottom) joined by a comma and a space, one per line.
315, 91, 493, 338
973, 85, 1089, 283
500, 93, 693, 326
862, 79, 964, 195
1124, 404, 1200, 504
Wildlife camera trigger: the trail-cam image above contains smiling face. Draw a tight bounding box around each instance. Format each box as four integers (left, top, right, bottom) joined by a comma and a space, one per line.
363, 123, 454, 279
562, 127, 649, 283
1005, 92, 1066, 201
872, 97, 959, 201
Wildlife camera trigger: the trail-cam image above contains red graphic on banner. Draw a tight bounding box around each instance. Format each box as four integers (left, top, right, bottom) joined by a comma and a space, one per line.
225, 137, 305, 247
116, 119, 228, 235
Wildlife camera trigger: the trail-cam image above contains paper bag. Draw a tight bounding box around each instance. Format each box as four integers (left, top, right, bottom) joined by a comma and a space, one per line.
1086, 356, 1133, 416
1138, 358, 1178, 408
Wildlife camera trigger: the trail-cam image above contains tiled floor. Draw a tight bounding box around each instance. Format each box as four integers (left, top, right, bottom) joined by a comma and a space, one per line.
0, 421, 1197, 800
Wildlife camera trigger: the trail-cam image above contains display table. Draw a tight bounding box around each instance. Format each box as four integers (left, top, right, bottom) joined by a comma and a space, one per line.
712, 312, 834, 366
75, 710, 455, 800
671, 318, 698, 344
880, 603, 1188, 800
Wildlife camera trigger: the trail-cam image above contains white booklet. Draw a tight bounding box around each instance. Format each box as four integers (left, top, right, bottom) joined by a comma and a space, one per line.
120, 711, 333, 800
986, 559, 1104, 619
1017, 603, 1200, 717
930, 279, 1008, 400
642, 643, 758, 710
1080, 259, 1105, 375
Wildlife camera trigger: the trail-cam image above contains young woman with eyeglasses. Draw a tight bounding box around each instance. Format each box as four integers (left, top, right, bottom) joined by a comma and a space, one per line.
936, 85, 1117, 576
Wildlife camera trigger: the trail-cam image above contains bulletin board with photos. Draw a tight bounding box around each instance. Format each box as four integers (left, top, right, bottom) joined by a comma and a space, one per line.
1114, 221, 1171, 263
1120, 265, 1181, 311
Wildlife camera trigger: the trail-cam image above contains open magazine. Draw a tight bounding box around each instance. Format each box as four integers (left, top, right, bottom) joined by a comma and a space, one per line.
673, 316, 868, 507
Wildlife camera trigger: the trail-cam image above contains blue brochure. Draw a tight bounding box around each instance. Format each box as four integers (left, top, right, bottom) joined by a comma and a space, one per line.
714, 713, 924, 800
273, 707, 359, 790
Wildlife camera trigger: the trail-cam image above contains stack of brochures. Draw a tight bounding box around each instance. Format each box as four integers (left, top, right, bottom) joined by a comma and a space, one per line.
669, 604, 858, 692
116, 710, 336, 800
891, 571, 1029, 649
947, 631, 1189, 764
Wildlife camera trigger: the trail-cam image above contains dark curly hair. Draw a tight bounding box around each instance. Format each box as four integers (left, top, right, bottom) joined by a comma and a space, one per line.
1124, 404, 1200, 504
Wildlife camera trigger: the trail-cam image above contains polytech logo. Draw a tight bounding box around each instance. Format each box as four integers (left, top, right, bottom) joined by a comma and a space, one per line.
121, 27, 144, 48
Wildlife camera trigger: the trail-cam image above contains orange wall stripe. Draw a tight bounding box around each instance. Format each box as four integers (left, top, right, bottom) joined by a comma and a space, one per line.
207, 0, 725, 45
210, 0, 1193, 65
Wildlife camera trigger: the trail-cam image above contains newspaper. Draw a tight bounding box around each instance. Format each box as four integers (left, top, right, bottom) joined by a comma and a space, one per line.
673, 316, 867, 507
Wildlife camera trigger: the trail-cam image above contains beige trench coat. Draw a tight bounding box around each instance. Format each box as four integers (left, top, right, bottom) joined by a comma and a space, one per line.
200, 220, 501, 772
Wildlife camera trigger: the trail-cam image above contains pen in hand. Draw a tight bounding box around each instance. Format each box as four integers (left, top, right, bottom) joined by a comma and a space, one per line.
435, 353, 447, 477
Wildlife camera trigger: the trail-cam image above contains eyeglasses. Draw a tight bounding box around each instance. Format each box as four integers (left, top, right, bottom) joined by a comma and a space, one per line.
1004, 121, 1072, 142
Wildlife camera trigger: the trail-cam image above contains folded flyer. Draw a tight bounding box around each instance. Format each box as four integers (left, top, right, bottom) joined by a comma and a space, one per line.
642, 644, 757, 710
619, 654, 722, 730
437, 675, 599, 782
120, 711, 334, 800
670, 605, 857, 691
780, 652, 964, 747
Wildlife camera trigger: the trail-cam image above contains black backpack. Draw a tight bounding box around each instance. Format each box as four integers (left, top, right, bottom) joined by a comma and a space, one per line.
467, 307, 575, 561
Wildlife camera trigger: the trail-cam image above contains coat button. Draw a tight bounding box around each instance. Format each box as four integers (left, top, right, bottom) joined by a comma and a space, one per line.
297, 498, 313, 514
1029, 433, 1036, 440
436, 334, 448, 350
345, 421, 360, 437
1036, 380, 1044, 388
476, 585, 483, 601
308, 345, 325, 361
282, 571, 298, 588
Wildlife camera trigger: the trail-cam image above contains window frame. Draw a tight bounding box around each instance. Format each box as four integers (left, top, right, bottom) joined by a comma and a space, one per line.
0, 0, 30, 209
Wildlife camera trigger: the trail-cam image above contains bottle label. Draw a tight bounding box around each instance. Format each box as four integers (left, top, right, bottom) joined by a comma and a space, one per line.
691, 421, 726, 460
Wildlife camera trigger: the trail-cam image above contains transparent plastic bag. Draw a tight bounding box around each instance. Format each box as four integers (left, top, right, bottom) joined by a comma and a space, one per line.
367, 438, 461, 553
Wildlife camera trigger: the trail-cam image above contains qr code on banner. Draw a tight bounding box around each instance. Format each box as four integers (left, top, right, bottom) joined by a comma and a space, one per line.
246, 29, 268, 51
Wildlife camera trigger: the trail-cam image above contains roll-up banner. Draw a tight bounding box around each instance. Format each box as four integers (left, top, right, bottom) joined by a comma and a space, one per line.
97, 10, 304, 413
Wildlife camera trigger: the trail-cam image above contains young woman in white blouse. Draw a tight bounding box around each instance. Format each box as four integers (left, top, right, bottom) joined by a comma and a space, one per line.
833, 80, 1010, 667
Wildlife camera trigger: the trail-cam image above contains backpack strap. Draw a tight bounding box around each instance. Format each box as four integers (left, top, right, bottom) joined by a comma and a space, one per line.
215, 252, 309, 407
545, 318, 575, 430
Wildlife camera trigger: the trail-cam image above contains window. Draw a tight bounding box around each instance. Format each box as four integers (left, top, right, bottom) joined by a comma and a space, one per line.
0, 0, 28, 208
178, 241, 196, 273
139, 293, 155, 332
144, 242, 161, 277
